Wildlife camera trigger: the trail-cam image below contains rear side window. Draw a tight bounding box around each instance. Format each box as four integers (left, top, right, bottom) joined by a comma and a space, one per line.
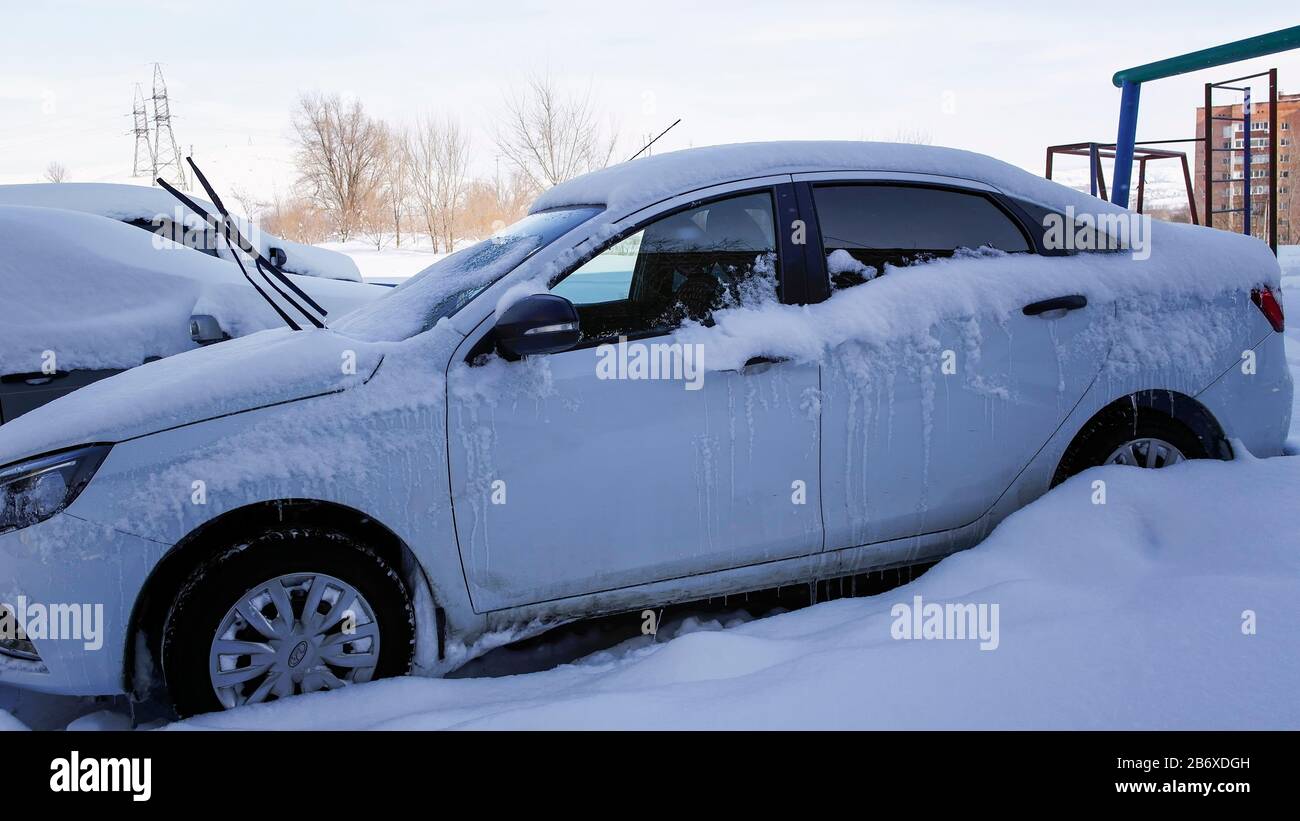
812, 184, 1030, 288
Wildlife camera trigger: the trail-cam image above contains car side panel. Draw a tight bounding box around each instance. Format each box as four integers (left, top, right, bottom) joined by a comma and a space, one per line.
1196, 329, 1292, 458
984, 307, 1288, 527
44, 324, 485, 689
0, 514, 164, 695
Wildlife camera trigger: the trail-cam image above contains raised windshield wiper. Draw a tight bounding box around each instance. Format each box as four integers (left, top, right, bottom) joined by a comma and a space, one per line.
157, 158, 328, 330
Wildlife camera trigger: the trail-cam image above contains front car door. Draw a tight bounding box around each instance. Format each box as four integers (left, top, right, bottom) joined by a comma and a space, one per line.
447, 181, 823, 612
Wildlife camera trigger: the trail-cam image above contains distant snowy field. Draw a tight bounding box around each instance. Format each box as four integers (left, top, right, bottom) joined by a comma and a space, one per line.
2, 248, 1299, 731
322, 239, 446, 285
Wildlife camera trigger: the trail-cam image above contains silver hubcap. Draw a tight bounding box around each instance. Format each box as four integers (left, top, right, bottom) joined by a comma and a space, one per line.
208, 572, 381, 709
1105, 437, 1185, 469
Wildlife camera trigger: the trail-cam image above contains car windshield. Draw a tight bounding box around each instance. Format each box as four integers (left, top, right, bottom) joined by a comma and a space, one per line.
332, 206, 601, 341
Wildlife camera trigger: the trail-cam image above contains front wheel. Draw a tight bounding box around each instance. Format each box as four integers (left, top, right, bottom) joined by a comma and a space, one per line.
162, 529, 414, 717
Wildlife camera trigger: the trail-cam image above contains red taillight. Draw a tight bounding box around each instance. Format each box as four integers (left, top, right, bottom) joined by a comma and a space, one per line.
1251, 286, 1285, 333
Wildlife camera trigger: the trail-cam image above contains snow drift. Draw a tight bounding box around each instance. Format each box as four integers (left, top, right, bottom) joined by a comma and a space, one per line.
167, 451, 1300, 730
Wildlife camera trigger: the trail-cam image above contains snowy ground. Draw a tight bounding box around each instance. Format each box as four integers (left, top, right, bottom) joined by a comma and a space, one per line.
321, 238, 446, 285
165, 452, 1300, 730
2, 248, 1298, 731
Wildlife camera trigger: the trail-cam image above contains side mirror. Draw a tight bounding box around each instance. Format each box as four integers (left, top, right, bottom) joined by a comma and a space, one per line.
495, 294, 581, 358
268, 247, 289, 267
189, 314, 227, 345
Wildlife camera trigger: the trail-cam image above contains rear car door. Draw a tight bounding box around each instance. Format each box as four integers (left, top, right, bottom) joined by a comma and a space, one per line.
798, 175, 1111, 549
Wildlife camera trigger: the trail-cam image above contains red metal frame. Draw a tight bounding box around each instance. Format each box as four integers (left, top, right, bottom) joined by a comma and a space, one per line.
1045, 142, 1199, 224
1203, 69, 1278, 252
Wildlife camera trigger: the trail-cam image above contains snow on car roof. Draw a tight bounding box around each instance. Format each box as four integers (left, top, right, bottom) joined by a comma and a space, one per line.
531, 140, 1127, 218
0, 182, 362, 282
0, 182, 215, 227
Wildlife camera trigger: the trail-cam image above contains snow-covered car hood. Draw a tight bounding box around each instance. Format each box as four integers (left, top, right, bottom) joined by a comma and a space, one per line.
0, 328, 382, 467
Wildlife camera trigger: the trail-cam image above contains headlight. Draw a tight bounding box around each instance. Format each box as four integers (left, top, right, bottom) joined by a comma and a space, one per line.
0, 445, 111, 535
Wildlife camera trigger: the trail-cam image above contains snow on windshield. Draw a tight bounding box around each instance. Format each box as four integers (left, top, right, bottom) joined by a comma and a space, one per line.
333, 207, 600, 342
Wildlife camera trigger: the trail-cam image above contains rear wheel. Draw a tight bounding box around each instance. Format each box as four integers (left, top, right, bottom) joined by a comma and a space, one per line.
1103, 437, 1186, 468
1052, 407, 1207, 487
162, 528, 414, 717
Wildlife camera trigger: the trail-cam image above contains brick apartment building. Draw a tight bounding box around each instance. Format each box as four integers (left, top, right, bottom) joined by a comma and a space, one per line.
1194, 92, 1299, 245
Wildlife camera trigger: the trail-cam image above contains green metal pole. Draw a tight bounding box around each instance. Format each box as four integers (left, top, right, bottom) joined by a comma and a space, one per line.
1113, 25, 1300, 87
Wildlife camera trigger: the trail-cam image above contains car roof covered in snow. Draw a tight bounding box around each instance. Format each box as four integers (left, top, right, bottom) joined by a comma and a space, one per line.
0, 181, 215, 225
531, 140, 1126, 218
0, 182, 362, 282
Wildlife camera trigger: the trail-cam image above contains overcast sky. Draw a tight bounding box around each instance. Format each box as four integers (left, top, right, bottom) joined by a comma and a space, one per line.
2, 1, 1297, 206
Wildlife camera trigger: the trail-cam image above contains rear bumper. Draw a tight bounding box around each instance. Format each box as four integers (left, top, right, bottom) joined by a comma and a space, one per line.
0, 512, 165, 696
1196, 332, 1293, 458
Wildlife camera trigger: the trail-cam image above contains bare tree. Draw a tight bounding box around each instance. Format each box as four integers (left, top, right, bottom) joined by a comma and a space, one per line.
259, 194, 332, 245
382, 129, 413, 248
292, 93, 389, 241
356, 189, 393, 251
495, 76, 617, 190
492, 166, 537, 219
889, 127, 932, 145
409, 115, 470, 253
458, 169, 535, 240
44, 161, 67, 183
228, 185, 261, 219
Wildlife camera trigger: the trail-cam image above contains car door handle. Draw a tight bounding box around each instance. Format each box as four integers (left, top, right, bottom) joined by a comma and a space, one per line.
724, 356, 788, 374
1022, 294, 1087, 316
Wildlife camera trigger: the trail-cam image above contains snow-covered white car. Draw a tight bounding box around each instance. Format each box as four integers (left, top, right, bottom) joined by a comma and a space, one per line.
0, 142, 1290, 717
0, 183, 363, 282
0, 198, 386, 423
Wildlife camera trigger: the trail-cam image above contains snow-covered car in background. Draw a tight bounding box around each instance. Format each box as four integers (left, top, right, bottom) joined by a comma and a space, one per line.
0, 141, 1290, 717
0, 183, 362, 282
0, 199, 387, 423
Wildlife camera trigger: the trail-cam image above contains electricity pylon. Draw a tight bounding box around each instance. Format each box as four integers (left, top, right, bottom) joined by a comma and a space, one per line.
150, 63, 187, 188
130, 83, 154, 177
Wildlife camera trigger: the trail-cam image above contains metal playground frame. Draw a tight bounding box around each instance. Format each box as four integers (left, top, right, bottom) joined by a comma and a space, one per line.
1105, 25, 1300, 253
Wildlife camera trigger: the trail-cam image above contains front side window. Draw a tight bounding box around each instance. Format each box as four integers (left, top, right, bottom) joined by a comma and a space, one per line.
812, 184, 1030, 288
551, 191, 780, 341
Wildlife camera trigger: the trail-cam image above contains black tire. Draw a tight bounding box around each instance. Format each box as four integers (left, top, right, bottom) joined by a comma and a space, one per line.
162, 528, 414, 718
1051, 407, 1207, 488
